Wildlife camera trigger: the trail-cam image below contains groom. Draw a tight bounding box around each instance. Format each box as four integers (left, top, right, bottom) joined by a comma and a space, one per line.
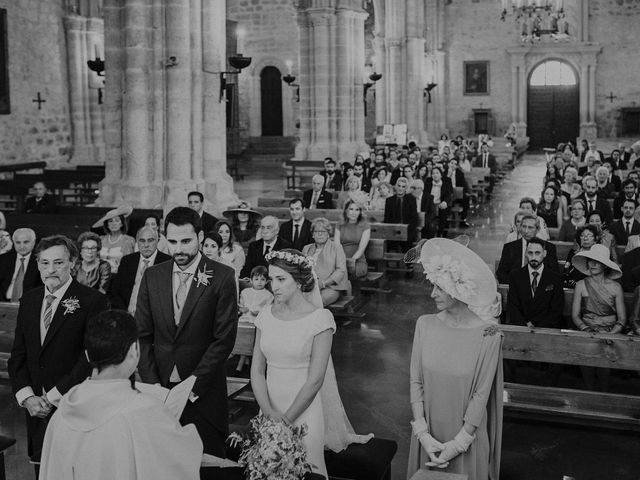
136, 206, 237, 478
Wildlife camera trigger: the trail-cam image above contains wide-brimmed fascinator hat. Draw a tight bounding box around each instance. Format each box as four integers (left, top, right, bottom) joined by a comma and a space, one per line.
405, 236, 501, 320
572, 244, 622, 279
223, 201, 262, 219
92, 204, 133, 229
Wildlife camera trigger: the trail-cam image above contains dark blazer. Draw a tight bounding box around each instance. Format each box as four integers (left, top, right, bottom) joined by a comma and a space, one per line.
384, 194, 418, 242
579, 194, 613, 226
279, 219, 313, 252
610, 218, 640, 246
201, 211, 219, 234
240, 237, 292, 278
507, 266, 564, 328
24, 194, 57, 214
389, 168, 402, 186
421, 178, 454, 214
302, 189, 334, 209
613, 194, 639, 220
496, 239, 558, 284
108, 250, 171, 310
0, 251, 43, 301
8, 280, 108, 460
321, 170, 343, 191
473, 153, 497, 173
136, 256, 238, 440
622, 247, 640, 293
355, 175, 372, 193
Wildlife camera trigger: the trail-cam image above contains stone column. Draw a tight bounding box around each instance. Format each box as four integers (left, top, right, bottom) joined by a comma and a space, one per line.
99, 0, 237, 211
294, 1, 369, 162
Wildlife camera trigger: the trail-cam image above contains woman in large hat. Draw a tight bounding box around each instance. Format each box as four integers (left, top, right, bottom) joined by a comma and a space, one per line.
571, 244, 626, 390
405, 237, 503, 480
223, 201, 262, 251
92, 205, 135, 274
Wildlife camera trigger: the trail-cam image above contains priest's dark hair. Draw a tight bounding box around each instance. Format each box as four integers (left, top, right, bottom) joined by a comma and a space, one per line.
165, 206, 202, 234
85, 310, 138, 373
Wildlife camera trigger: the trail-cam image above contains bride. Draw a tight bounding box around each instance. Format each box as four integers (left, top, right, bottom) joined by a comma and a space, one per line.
250, 248, 372, 477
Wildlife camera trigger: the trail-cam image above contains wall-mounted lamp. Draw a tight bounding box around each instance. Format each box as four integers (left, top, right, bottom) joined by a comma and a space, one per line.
282, 61, 299, 102
423, 82, 437, 104
87, 56, 105, 104
219, 53, 252, 102
363, 71, 382, 116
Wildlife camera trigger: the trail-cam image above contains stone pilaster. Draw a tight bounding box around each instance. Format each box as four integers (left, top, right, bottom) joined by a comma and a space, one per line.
99, 0, 237, 211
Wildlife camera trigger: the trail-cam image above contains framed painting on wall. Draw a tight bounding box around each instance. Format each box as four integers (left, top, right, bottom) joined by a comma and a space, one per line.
463, 61, 489, 96
0, 9, 9, 114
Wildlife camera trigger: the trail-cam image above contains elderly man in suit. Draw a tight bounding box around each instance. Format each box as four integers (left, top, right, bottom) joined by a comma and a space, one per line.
279, 198, 313, 251
384, 177, 418, 251
188, 191, 219, 233
303, 175, 334, 210
241, 215, 292, 278
0, 228, 42, 301
8, 235, 108, 474
496, 214, 558, 284
109, 226, 171, 312
136, 207, 237, 480
24, 181, 57, 214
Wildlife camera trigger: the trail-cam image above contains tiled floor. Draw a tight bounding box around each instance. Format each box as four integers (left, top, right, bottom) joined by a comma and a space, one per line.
2, 153, 640, 480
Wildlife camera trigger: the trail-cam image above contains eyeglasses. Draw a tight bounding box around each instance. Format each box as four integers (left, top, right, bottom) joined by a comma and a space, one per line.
313, 230, 329, 235
81, 246, 98, 251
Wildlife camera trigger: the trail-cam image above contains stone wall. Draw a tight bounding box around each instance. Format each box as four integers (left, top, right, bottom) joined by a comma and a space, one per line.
0, 0, 72, 168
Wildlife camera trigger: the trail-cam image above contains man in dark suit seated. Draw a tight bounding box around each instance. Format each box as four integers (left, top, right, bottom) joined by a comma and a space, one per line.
352, 162, 372, 193
621, 246, 640, 293
473, 143, 497, 193
109, 226, 171, 312
279, 199, 313, 252
0, 228, 42, 301
320, 157, 343, 191
507, 238, 564, 328
610, 198, 640, 246
188, 191, 218, 233
579, 175, 613, 226
24, 182, 57, 214
384, 177, 418, 251
496, 214, 558, 284
240, 215, 292, 279
613, 179, 638, 219
303, 175, 334, 209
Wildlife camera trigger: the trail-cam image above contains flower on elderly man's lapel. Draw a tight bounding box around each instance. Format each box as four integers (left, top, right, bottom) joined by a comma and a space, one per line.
61, 297, 80, 315
194, 267, 213, 288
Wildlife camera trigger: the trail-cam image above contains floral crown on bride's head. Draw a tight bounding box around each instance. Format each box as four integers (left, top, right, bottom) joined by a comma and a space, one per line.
265, 250, 315, 270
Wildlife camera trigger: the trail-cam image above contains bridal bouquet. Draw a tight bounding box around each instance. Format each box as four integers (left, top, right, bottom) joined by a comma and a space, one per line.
228, 414, 312, 480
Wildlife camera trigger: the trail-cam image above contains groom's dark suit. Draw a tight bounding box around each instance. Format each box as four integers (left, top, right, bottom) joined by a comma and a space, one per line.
136, 255, 238, 459
8, 280, 108, 461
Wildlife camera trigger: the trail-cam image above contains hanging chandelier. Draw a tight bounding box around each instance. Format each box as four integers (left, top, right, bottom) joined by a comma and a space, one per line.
500, 0, 570, 43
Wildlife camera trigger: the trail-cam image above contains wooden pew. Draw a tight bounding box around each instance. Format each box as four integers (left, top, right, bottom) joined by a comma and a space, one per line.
227, 323, 256, 400
500, 324, 640, 430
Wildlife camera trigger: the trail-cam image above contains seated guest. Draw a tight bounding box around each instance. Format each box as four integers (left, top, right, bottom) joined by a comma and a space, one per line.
341, 162, 354, 188
93, 205, 136, 274
613, 179, 638, 219
446, 157, 471, 226
215, 219, 246, 278
580, 175, 613, 226
108, 226, 171, 312
0, 211, 12, 255
337, 175, 368, 210
562, 224, 600, 288
558, 198, 587, 242
421, 166, 453, 238
38, 310, 203, 480
302, 218, 348, 306
603, 160, 622, 191
588, 210, 618, 264
629, 286, 640, 336
24, 181, 57, 214
571, 245, 626, 391
305, 174, 335, 209
139, 214, 169, 254
621, 243, 640, 293
238, 265, 273, 323
537, 186, 563, 230
473, 143, 497, 192
321, 157, 343, 191
371, 166, 390, 189
595, 165, 617, 199
352, 162, 372, 193
369, 181, 393, 211
73, 232, 112, 294
187, 191, 218, 233
496, 214, 558, 284
384, 177, 418, 251
409, 179, 424, 213
201, 230, 223, 261
507, 237, 563, 328
580, 141, 606, 164
240, 215, 291, 279
223, 201, 262, 250
334, 199, 371, 279
610, 198, 640, 246
279, 198, 313, 252
506, 197, 550, 241
0, 228, 41, 301
543, 162, 563, 186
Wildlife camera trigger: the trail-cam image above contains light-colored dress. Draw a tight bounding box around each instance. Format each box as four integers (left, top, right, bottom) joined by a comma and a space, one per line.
239, 288, 273, 323
408, 314, 503, 480
73, 260, 112, 294
337, 221, 370, 278
580, 276, 619, 331
99, 234, 136, 274
254, 307, 337, 477
219, 243, 246, 278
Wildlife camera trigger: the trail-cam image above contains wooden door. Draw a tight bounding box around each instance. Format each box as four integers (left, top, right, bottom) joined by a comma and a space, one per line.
260, 66, 283, 136
527, 84, 579, 150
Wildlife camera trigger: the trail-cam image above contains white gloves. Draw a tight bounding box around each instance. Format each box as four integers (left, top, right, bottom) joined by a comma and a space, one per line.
411, 418, 447, 467
437, 428, 476, 463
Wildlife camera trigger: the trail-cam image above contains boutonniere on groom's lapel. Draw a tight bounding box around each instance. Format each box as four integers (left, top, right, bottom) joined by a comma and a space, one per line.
544, 285, 554, 292
61, 297, 80, 315
194, 267, 213, 288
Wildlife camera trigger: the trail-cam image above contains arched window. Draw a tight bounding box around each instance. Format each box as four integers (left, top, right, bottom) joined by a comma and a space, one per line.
529, 60, 577, 86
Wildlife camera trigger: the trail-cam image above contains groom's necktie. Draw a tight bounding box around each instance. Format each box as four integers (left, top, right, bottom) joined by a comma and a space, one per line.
175, 271, 192, 312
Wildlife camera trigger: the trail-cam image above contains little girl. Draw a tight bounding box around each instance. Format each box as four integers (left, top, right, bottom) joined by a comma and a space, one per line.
239, 266, 273, 323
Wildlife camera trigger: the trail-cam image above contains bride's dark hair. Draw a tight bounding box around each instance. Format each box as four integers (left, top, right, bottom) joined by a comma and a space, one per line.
267, 248, 316, 293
